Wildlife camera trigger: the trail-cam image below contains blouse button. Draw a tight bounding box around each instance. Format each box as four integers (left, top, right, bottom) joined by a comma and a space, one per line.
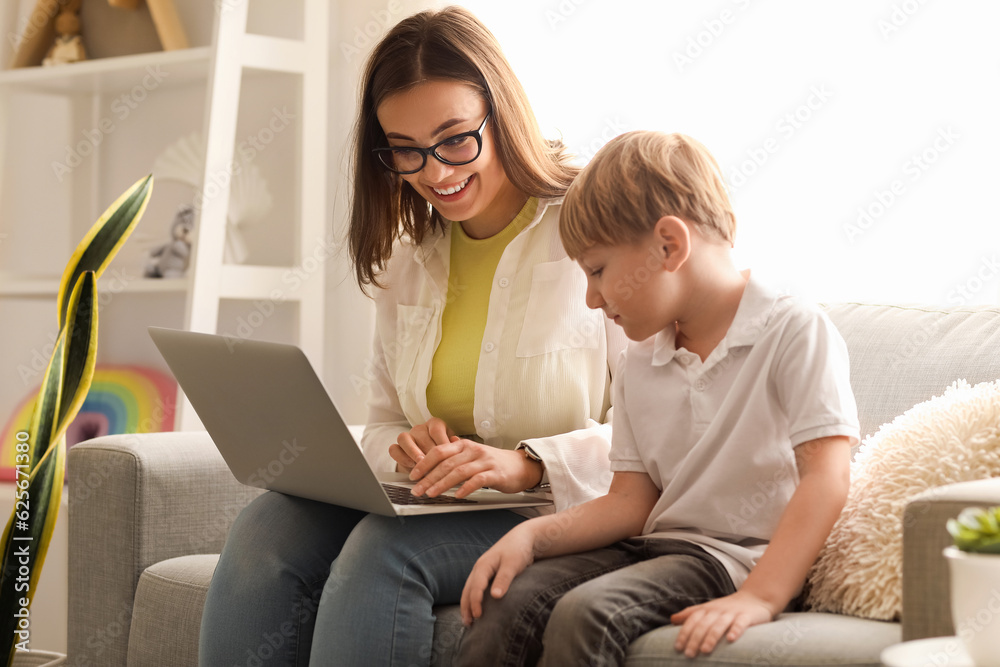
498, 277, 510, 288
484, 342, 495, 352
481, 420, 492, 430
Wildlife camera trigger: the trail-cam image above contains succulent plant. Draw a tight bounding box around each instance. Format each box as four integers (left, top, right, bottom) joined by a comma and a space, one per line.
947, 506, 1000, 554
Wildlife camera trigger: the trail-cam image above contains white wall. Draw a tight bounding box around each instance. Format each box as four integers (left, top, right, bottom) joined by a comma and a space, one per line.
461, 0, 1000, 307
323, 0, 442, 423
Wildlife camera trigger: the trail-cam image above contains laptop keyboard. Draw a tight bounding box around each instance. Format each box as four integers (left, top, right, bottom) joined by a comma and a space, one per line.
382, 483, 478, 505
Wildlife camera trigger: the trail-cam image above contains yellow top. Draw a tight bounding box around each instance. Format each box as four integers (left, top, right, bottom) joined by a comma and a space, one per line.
425, 197, 539, 435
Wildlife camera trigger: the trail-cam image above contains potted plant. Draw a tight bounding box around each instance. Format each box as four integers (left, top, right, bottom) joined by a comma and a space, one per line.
0, 175, 153, 667
945, 506, 1000, 666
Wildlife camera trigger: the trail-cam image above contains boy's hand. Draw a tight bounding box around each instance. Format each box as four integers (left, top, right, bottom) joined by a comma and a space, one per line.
670, 591, 775, 658
390, 417, 456, 472
460, 523, 537, 626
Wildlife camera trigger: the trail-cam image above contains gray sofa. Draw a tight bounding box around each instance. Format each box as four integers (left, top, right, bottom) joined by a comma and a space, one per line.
66, 303, 1000, 666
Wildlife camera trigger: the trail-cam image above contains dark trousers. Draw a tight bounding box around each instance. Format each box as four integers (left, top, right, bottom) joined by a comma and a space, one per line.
455, 538, 737, 667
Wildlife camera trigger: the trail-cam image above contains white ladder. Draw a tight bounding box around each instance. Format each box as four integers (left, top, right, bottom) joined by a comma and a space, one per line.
179, 0, 329, 430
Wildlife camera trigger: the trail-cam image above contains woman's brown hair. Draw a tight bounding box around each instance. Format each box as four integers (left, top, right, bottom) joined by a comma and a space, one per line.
349, 5, 579, 292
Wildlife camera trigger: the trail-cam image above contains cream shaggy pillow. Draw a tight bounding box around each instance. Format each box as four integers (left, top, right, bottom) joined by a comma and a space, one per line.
804, 379, 1000, 621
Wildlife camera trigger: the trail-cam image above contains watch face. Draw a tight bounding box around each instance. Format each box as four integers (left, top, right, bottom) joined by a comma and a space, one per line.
522, 445, 542, 462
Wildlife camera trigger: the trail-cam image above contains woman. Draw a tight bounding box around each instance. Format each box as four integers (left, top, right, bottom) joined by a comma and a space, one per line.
199, 7, 621, 666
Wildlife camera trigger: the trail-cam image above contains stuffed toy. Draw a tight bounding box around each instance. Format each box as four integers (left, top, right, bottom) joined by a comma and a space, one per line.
43, 0, 87, 67
144, 204, 195, 278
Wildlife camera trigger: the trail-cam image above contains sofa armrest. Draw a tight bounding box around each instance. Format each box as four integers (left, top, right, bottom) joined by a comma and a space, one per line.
66, 431, 264, 667
902, 477, 1000, 641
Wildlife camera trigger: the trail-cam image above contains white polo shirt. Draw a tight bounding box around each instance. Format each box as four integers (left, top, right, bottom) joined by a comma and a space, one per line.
610, 276, 859, 587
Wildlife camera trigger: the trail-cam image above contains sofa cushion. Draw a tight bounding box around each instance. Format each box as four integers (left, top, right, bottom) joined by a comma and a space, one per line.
806, 379, 1000, 620
431, 606, 898, 666
125, 554, 467, 667
127, 555, 219, 667
623, 612, 900, 666
823, 303, 1000, 443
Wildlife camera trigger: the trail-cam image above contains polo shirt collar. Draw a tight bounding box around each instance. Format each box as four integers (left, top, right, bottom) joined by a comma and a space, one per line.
650, 273, 779, 367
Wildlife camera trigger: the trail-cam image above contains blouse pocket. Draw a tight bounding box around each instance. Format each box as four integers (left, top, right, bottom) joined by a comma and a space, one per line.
392, 305, 434, 392
516, 258, 603, 358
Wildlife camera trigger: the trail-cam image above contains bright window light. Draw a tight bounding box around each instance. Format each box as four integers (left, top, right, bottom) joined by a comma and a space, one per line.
461, 0, 1000, 306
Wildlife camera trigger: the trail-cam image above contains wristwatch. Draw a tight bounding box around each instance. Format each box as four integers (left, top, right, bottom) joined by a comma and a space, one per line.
517, 443, 550, 491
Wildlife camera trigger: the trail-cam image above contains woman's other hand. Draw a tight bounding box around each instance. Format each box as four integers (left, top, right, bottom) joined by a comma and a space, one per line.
391, 417, 456, 472
409, 440, 543, 498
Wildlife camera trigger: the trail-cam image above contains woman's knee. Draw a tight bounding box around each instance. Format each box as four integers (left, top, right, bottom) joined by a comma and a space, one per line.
221, 492, 363, 577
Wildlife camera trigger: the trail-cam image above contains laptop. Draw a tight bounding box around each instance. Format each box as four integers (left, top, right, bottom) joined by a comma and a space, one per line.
148, 327, 553, 516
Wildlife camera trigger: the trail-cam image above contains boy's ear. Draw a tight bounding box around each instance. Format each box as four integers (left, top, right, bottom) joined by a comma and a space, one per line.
652, 216, 690, 272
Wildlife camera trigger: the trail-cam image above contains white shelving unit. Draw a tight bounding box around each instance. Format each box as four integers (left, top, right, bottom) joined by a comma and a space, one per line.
0, 0, 329, 432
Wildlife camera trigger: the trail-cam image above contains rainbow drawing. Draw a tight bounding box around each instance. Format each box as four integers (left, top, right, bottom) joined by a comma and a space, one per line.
0, 364, 177, 482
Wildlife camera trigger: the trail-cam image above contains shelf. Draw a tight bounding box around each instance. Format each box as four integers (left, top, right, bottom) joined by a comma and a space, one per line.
0, 274, 190, 297
0, 47, 212, 95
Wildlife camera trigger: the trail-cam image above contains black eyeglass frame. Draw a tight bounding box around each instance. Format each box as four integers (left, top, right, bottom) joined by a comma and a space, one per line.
373, 111, 492, 175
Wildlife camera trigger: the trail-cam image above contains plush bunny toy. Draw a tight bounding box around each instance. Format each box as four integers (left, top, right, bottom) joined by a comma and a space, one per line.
144, 205, 195, 278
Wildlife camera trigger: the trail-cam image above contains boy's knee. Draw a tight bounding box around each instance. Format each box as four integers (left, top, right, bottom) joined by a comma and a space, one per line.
547, 585, 605, 632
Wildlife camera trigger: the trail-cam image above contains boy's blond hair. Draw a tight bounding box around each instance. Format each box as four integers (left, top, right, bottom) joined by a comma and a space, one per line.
560, 131, 735, 258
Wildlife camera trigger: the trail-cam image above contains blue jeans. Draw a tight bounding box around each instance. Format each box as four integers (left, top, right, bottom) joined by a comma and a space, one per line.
199, 490, 527, 666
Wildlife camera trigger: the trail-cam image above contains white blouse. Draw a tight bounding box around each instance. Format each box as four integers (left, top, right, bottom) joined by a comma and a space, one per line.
360, 198, 626, 512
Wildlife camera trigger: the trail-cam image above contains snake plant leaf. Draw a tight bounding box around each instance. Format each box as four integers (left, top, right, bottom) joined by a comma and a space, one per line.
24, 329, 65, 470
56, 174, 153, 328
0, 435, 65, 666
1, 175, 151, 666
54, 271, 98, 443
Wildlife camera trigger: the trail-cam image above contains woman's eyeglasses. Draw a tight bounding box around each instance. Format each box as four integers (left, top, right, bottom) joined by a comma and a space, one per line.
373, 112, 491, 175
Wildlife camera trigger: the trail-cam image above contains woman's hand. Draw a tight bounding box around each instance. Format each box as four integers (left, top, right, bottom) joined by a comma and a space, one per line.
390, 417, 456, 472
409, 440, 543, 498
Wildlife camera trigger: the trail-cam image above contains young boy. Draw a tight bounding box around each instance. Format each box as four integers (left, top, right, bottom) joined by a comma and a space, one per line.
455, 131, 858, 666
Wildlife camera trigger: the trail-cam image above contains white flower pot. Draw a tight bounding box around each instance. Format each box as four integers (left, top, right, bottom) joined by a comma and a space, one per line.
944, 546, 1000, 667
